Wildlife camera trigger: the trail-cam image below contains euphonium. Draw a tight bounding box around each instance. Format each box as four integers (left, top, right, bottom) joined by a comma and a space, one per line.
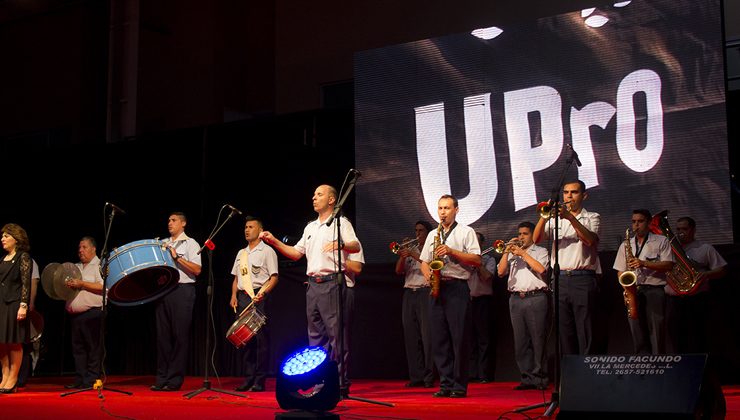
649, 210, 702, 295
390, 238, 419, 254
619, 228, 639, 320
492, 239, 523, 254
429, 224, 444, 299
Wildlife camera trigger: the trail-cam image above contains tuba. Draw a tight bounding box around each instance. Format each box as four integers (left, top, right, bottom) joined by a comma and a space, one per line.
428, 224, 444, 299
619, 228, 639, 320
649, 210, 702, 295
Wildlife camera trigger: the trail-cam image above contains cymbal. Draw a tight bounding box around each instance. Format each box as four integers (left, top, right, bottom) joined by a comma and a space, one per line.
41, 262, 81, 301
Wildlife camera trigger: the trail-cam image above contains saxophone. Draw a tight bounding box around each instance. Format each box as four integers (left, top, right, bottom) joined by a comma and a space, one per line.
649, 210, 702, 295
618, 228, 639, 320
428, 224, 444, 299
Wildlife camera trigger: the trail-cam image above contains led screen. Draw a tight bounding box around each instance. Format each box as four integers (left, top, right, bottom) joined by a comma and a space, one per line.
355, 0, 729, 263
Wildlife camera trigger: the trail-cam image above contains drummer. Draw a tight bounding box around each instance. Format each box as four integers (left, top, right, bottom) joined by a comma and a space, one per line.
152, 212, 202, 392
63, 236, 104, 390
230, 216, 278, 392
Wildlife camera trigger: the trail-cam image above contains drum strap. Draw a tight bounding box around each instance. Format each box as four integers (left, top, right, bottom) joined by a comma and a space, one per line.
238, 248, 255, 298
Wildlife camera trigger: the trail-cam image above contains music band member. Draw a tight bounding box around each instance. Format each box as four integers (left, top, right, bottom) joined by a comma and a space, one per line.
260, 184, 360, 397
613, 209, 674, 355
497, 222, 550, 390
468, 231, 495, 384
230, 216, 278, 392
395, 220, 434, 388
152, 212, 202, 391
63, 237, 104, 390
533, 179, 599, 355
420, 195, 481, 398
666, 217, 727, 353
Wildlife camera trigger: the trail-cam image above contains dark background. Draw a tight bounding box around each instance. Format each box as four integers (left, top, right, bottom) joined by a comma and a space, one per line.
1, 0, 739, 383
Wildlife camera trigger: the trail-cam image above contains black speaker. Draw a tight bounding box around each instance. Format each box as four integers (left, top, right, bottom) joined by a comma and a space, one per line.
557, 354, 725, 419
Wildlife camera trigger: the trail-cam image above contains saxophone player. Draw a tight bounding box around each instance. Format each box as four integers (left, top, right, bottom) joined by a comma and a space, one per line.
612, 209, 674, 355
420, 195, 481, 398
666, 217, 727, 353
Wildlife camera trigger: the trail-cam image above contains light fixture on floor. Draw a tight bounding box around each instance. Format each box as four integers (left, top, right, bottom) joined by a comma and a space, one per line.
276, 346, 340, 413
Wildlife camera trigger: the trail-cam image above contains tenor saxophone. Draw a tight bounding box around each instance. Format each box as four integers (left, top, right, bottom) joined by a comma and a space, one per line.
429, 224, 444, 299
619, 228, 639, 320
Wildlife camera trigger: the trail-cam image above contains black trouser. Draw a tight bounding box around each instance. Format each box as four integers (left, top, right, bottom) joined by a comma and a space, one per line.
236, 290, 269, 388
429, 280, 472, 393
155, 283, 195, 388
628, 285, 666, 354
402, 287, 433, 385
70, 307, 103, 386
666, 293, 710, 354
557, 272, 598, 355
509, 292, 549, 386
468, 294, 493, 381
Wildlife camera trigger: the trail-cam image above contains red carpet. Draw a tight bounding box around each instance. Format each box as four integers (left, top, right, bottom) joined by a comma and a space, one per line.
2, 376, 739, 419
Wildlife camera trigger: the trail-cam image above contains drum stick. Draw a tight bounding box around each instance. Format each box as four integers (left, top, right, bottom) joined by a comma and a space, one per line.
237, 301, 255, 318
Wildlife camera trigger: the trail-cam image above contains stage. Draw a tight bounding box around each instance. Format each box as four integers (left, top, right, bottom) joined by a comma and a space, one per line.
3, 376, 739, 419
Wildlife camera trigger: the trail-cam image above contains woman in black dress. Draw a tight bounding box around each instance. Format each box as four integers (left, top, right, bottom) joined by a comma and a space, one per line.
0, 223, 32, 393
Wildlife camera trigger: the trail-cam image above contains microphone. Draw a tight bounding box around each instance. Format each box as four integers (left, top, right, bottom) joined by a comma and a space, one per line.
566, 144, 582, 167
350, 168, 362, 177
226, 204, 243, 215
106, 202, 127, 215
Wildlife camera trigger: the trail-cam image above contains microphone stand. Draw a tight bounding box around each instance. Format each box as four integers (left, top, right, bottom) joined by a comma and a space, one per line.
515, 150, 577, 416
329, 170, 393, 408
184, 208, 246, 399
63, 205, 131, 397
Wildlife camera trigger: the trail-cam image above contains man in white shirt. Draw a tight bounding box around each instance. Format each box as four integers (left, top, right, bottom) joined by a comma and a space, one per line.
152, 212, 202, 391
230, 216, 278, 392
260, 184, 360, 396
63, 237, 104, 389
498, 222, 550, 390
533, 179, 600, 355
420, 195, 481, 398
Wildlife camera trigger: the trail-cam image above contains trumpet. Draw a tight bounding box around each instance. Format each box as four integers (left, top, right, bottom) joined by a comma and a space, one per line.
536, 200, 573, 219
490, 239, 523, 254
389, 238, 419, 254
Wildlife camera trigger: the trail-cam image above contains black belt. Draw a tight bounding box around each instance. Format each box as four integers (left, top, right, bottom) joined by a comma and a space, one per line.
637, 284, 665, 290
307, 273, 339, 284
440, 277, 466, 282
406, 286, 430, 292
560, 269, 596, 276
509, 289, 549, 298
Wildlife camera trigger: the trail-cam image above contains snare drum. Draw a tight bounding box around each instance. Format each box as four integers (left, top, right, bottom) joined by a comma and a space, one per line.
106, 239, 180, 306
226, 306, 267, 348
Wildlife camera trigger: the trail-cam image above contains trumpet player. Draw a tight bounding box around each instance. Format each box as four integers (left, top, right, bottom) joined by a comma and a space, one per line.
612, 209, 673, 355
467, 232, 496, 384
420, 195, 481, 398
497, 222, 550, 390
394, 220, 434, 388
533, 179, 600, 355
230, 216, 278, 392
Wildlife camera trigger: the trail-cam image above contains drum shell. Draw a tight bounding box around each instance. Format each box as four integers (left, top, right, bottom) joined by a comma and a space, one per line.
226, 307, 267, 348
106, 239, 180, 306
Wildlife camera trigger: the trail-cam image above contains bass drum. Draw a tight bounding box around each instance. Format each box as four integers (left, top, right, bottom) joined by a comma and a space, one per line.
106, 239, 180, 306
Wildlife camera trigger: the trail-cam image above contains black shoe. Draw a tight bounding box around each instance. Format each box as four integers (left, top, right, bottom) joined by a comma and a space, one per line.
65, 382, 83, 389
478, 378, 491, 384
0, 385, 18, 394
161, 385, 180, 391
234, 384, 250, 392
514, 383, 536, 390
150, 384, 166, 391
449, 390, 467, 398
405, 381, 425, 388
423, 382, 435, 388
339, 387, 350, 398
432, 389, 451, 397
248, 384, 264, 392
